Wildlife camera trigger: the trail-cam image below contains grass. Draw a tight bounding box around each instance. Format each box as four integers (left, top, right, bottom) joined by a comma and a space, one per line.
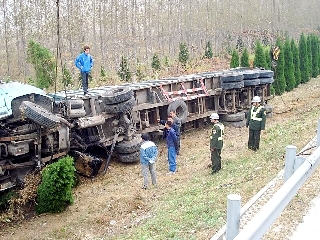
112, 89, 320, 239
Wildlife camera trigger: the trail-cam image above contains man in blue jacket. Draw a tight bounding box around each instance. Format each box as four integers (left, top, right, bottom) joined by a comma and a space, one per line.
140, 133, 158, 189
75, 46, 94, 95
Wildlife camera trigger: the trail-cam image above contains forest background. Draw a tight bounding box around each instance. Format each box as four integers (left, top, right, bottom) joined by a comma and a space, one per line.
1, 0, 320, 88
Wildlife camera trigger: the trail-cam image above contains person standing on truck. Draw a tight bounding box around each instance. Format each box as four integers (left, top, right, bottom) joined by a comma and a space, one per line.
169, 110, 182, 155
210, 113, 224, 174
164, 120, 178, 174
246, 96, 266, 151
140, 133, 158, 189
75, 45, 94, 95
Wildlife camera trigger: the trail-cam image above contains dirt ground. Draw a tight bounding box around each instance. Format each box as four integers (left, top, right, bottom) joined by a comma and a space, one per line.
2, 76, 320, 239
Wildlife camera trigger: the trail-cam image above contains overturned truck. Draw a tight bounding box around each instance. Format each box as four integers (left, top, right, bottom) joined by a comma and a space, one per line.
0, 67, 274, 191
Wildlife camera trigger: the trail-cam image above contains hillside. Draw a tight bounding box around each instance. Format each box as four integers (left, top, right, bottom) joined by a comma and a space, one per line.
1, 76, 320, 239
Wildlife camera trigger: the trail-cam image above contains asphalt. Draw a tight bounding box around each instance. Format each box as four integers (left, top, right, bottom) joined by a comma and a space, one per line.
290, 193, 320, 239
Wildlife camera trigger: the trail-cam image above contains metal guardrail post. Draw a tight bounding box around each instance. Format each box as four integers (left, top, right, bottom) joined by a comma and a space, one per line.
293, 156, 305, 172
284, 145, 297, 182
317, 118, 320, 148
226, 194, 241, 240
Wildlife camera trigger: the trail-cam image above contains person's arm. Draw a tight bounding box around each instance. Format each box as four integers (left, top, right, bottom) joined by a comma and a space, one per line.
260, 108, 267, 130
75, 54, 83, 70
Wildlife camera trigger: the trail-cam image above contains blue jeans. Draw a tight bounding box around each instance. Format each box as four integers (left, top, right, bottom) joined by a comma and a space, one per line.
168, 146, 177, 172
81, 72, 89, 94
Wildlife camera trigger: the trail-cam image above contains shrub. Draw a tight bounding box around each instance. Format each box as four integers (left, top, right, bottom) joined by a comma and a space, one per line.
299, 33, 310, 83
151, 53, 161, 72
230, 49, 240, 68
36, 156, 76, 214
117, 56, 131, 82
240, 48, 250, 67
204, 41, 213, 59
253, 41, 267, 68
178, 42, 189, 67
291, 39, 301, 87
283, 39, 295, 91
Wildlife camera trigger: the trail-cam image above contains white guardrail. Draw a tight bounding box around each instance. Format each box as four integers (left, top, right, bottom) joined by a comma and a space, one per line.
211, 119, 320, 240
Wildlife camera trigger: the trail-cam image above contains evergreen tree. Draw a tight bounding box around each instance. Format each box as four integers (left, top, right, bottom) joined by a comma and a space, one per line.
27, 40, 56, 89
299, 33, 310, 83
265, 48, 271, 69
100, 66, 106, 77
240, 48, 250, 67
204, 41, 213, 59
230, 49, 240, 68
253, 41, 267, 68
311, 34, 319, 78
291, 38, 301, 87
117, 56, 131, 82
62, 64, 72, 87
151, 53, 161, 72
306, 35, 312, 81
283, 39, 295, 91
178, 42, 189, 67
273, 39, 286, 95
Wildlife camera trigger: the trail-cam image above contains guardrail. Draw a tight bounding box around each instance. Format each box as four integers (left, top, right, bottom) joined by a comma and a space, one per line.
211, 119, 320, 240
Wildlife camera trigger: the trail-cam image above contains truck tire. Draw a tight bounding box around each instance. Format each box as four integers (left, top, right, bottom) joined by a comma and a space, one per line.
243, 71, 260, 79
220, 73, 244, 83
102, 86, 133, 105
118, 151, 140, 163
259, 70, 274, 78
221, 112, 246, 122
221, 81, 244, 90
20, 101, 60, 129
168, 99, 188, 124
116, 134, 142, 154
244, 79, 260, 86
259, 77, 274, 84
104, 97, 135, 114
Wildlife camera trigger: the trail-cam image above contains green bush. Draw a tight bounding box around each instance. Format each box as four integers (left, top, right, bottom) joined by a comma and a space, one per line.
273, 39, 286, 95
253, 41, 267, 68
178, 42, 189, 66
62, 64, 73, 87
283, 39, 295, 91
240, 48, 250, 67
36, 156, 76, 214
299, 33, 310, 83
151, 53, 161, 72
230, 49, 240, 68
291, 39, 301, 87
204, 41, 213, 59
118, 56, 131, 82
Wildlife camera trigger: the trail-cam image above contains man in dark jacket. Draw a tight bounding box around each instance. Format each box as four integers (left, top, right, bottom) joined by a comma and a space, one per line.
210, 113, 224, 174
246, 96, 266, 151
158, 116, 180, 154
164, 121, 178, 174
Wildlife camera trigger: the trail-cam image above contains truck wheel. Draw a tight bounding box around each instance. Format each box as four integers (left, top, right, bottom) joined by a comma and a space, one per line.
221, 81, 244, 90
244, 79, 260, 86
258, 70, 274, 78
221, 112, 245, 122
259, 77, 274, 84
20, 101, 60, 129
118, 151, 140, 163
116, 134, 142, 154
168, 99, 188, 124
102, 86, 133, 105
104, 97, 135, 114
220, 73, 244, 83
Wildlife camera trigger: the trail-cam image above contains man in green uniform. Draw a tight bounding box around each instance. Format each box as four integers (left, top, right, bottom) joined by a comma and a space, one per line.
246, 96, 266, 151
210, 113, 224, 174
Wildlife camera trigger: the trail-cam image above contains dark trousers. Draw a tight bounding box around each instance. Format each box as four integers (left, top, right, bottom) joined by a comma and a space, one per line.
81, 72, 89, 94
248, 129, 261, 150
211, 149, 221, 173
